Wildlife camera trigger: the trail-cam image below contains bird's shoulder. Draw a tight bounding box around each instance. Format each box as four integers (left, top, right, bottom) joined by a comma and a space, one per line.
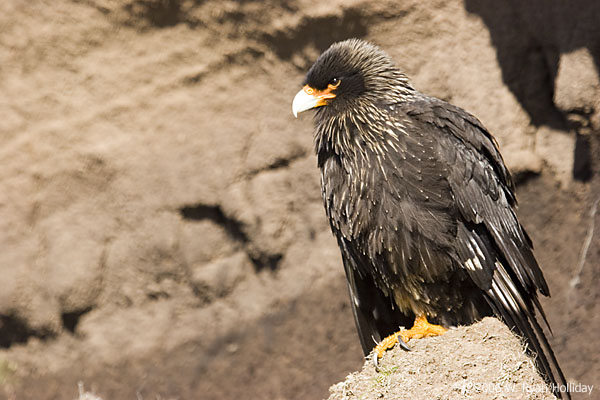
390, 94, 515, 202
389, 94, 548, 295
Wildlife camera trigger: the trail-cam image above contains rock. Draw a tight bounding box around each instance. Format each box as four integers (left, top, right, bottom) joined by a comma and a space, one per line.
535, 126, 575, 186
327, 318, 558, 400
554, 48, 600, 113
189, 251, 254, 301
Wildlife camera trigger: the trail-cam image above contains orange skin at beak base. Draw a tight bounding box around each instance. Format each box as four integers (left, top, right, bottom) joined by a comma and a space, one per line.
292, 84, 338, 117
303, 84, 336, 107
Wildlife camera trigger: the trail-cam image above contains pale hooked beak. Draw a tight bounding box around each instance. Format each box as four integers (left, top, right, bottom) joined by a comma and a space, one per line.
292, 85, 336, 118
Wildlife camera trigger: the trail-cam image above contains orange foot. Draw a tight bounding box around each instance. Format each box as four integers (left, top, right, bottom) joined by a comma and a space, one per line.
373, 314, 447, 367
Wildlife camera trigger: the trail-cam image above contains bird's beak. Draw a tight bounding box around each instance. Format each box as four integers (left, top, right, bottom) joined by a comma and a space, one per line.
292, 85, 336, 118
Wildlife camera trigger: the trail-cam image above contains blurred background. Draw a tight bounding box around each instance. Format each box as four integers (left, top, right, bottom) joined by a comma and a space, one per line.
0, 1, 598, 399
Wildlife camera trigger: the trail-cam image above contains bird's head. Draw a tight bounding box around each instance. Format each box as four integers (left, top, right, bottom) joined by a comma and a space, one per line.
292, 38, 413, 118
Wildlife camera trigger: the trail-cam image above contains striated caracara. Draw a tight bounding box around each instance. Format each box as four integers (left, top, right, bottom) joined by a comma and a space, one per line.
292, 38, 569, 399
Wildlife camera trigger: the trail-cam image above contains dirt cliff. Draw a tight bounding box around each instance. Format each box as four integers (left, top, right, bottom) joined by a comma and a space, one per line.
0, 1, 598, 399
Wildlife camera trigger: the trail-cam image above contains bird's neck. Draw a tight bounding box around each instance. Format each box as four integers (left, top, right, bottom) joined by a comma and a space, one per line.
314, 101, 391, 170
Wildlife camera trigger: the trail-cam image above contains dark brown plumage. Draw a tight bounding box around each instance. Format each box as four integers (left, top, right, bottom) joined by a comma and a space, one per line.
292, 38, 569, 398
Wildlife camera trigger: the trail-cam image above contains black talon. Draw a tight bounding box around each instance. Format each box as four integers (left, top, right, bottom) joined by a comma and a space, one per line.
398, 338, 412, 351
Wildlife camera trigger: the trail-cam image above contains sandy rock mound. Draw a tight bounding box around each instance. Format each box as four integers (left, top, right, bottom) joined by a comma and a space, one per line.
328, 318, 558, 400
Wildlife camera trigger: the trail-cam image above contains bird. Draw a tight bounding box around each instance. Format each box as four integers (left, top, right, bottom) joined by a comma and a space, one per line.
292, 38, 569, 398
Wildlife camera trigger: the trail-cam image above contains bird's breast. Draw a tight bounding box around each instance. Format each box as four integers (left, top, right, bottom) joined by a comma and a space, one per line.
317, 119, 456, 254
319, 144, 398, 242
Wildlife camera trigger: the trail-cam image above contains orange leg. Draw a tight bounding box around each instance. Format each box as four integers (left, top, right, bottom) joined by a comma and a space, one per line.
373, 315, 447, 363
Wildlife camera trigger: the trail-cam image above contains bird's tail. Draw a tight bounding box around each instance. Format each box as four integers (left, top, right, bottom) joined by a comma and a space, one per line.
486, 262, 570, 400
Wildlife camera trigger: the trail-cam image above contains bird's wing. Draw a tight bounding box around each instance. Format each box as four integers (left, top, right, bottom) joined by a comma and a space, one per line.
402, 97, 569, 398
338, 236, 414, 355
404, 98, 548, 295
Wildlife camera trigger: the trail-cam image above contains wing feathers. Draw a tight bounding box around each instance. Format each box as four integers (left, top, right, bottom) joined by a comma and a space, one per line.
487, 262, 568, 398
401, 97, 566, 397
340, 238, 414, 355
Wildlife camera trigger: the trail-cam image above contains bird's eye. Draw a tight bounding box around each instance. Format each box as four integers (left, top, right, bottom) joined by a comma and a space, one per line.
328, 78, 341, 89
